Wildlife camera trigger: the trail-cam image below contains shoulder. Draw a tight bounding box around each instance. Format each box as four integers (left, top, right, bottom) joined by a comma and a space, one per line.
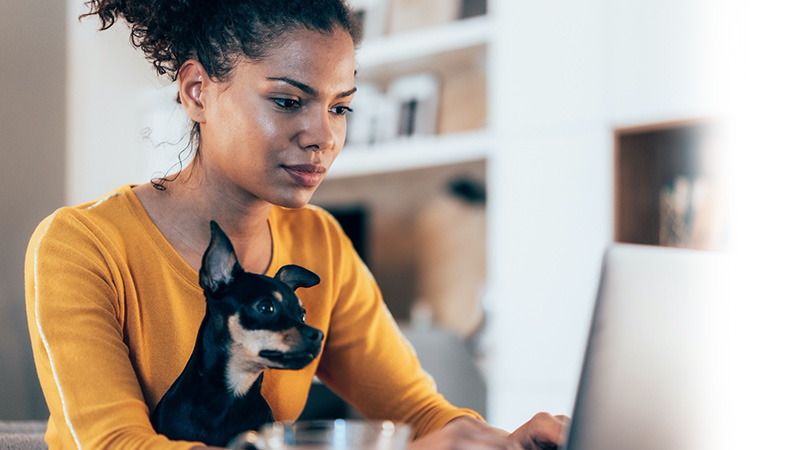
27, 186, 138, 257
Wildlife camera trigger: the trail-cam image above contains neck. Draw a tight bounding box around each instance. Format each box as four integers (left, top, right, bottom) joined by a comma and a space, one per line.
134, 165, 274, 273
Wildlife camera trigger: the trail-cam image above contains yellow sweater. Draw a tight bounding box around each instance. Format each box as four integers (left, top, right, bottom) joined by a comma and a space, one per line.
25, 185, 479, 450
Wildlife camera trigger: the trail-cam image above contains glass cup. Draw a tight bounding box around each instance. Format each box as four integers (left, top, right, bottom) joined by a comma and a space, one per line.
227, 419, 412, 450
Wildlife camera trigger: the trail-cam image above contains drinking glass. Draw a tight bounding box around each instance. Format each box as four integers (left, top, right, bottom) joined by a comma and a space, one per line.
227, 419, 412, 450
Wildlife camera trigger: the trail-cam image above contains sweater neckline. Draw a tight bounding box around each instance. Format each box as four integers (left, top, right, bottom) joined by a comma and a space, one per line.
118, 184, 280, 286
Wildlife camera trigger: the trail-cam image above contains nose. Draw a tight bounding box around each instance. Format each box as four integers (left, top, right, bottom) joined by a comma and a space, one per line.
298, 108, 336, 152
303, 327, 324, 344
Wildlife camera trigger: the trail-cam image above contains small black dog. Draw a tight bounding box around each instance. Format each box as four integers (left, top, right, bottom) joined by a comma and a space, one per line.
151, 221, 324, 446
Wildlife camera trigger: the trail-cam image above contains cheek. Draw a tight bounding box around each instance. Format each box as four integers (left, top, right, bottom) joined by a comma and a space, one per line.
213, 113, 291, 170
230, 101, 273, 138
336, 120, 348, 148
321, 118, 347, 155
212, 95, 277, 141
254, 113, 291, 144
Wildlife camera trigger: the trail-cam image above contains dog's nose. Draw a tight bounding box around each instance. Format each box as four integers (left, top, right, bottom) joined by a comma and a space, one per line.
304, 328, 324, 344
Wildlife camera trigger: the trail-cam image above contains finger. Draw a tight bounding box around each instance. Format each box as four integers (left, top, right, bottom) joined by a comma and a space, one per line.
536, 425, 565, 445
443, 417, 523, 450
534, 413, 568, 443
451, 416, 513, 440
511, 413, 568, 450
455, 438, 525, 450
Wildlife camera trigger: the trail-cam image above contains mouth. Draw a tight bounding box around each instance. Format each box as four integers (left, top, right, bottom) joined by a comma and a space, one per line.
259, 350, 318, 369
282, 164, 327, 188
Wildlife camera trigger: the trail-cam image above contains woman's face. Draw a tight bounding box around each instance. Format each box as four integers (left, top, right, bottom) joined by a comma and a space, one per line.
197, 27, 356, 209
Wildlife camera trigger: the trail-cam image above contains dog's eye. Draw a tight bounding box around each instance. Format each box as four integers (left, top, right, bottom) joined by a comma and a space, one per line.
300, 308, 307, 322
256, 302, 275, 315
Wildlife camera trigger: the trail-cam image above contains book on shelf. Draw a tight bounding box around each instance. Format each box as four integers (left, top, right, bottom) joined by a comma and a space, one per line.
346, 73, 441, 148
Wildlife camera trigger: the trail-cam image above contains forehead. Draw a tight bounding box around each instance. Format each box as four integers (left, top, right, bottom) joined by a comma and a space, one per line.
233, 27, 356, 93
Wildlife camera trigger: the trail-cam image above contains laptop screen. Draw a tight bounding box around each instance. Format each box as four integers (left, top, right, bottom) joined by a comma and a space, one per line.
564, 244, 729, 450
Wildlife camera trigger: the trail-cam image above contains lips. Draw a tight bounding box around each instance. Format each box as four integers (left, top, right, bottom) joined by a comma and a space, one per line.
283, 164, 327, 187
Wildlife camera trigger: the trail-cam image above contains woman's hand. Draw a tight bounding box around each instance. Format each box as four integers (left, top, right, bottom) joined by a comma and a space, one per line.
509, 412, 570, 450
410, 413, 569, 450
410, 416, 523, 449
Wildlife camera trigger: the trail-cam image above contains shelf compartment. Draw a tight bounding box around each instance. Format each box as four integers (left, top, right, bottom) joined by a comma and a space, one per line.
614, 119, 725, 250
329, 129, 491, 179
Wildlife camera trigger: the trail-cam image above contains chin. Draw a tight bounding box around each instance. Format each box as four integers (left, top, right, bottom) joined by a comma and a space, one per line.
272, 191, 316, 209
280, 201, 310, 209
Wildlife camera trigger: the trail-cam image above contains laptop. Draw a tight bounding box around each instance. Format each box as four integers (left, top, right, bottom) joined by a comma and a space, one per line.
563, 244, 729, 450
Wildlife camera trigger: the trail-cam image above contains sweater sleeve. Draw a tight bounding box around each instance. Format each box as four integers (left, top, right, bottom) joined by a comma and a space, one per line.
312, 213, 482, 439
24, 210, 201, 450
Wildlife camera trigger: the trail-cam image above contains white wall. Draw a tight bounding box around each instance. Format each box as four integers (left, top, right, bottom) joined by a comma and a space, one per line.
485, 0, 723, 430
724, 2, 800, 448
0, 0, 67, 420
67, 1, 186, 205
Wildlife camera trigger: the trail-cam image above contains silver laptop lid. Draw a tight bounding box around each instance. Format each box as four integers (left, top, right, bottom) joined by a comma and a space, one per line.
564, 244, 728, 450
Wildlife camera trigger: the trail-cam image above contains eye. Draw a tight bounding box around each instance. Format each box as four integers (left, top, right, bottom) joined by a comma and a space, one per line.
300, 308, 307, 322
256, 301, 275, 315
272, 98, 301, 110
331, 105, 353, 116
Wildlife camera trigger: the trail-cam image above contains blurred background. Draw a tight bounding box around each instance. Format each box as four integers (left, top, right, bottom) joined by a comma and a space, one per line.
1, 0, 797, 444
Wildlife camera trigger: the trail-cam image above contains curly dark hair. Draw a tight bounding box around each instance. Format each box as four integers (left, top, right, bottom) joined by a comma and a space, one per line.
80, 0, 362, 189
80, 0, 362, 82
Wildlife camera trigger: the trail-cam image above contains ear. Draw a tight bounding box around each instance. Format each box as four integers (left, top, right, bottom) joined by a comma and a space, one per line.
276, 265, 321, 291
177, 59, 210, 124
199, 221, 243, 295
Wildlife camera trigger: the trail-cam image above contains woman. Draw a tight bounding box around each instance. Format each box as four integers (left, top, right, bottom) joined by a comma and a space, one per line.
25, 1, 567, 448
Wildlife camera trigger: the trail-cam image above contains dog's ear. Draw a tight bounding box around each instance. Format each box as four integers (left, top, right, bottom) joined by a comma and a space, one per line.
276, 264, 320, 291
199, 221, 243, 295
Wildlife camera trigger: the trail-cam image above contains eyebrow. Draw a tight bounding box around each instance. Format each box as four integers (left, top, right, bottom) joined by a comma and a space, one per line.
267, 77, 357, 98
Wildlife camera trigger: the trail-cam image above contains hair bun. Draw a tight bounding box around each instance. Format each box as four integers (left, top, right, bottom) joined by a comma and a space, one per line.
80, 0, 362, 82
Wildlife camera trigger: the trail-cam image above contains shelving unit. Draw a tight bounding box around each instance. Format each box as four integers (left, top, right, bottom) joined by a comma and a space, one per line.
614, 119, 725, 250
315, 11, 491, 322
329, 14, 491, 179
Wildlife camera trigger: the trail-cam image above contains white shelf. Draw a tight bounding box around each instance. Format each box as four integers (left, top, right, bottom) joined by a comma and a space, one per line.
356, 15, 492, 71
332, 16, 493, 179
329, 130, 491, 179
